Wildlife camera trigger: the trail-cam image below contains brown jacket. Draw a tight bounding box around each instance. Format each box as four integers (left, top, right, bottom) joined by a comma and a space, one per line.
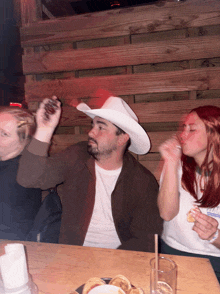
17, 139, 162, 251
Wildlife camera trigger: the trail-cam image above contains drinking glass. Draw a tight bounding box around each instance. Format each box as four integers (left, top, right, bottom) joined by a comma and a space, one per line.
150, 256, 177, 294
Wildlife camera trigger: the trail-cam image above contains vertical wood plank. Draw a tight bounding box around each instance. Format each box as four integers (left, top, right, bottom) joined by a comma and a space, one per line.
20, 0, 42, 25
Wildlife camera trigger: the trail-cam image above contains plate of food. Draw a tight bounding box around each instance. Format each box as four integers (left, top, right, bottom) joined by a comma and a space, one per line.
75, 275, 144, 294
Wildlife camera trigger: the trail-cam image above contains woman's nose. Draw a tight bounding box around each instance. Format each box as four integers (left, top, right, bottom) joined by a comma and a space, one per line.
180, 131, 187, 143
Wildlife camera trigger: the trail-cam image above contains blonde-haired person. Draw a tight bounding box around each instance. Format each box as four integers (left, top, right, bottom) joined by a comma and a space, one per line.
158, 105, 220, 282
0, 106, 42, 240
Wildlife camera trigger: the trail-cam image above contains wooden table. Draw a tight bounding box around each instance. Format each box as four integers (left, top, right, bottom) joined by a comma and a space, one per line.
0, 240, 219, 294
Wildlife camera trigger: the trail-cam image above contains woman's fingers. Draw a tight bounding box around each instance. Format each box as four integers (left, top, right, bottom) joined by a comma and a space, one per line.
192, 211, 218, 240
159, 137, 182, 162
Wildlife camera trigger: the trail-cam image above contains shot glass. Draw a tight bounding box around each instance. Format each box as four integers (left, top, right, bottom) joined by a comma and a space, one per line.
150, 256, 177, 294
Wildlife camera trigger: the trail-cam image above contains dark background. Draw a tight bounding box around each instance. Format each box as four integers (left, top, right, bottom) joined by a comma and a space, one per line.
0, 0, 166, 106
41, 0, 159, 19
0, 0, 24, 105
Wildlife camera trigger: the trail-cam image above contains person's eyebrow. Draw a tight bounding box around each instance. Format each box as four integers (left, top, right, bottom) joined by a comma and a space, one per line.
91, 118, 109, 127
96, 120, 108, 127
183, 122, 196, 127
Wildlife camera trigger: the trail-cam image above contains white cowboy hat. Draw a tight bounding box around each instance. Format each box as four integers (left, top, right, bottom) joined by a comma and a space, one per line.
76, 96, 151, 155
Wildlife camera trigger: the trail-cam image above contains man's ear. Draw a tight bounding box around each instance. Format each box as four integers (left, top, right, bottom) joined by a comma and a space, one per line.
118, 133, 130, 147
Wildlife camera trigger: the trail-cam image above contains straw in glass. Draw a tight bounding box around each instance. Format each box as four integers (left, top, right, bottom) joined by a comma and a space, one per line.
154, 234, 159, 289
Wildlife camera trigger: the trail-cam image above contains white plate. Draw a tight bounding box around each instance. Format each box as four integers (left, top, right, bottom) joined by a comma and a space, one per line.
89, 285, 125, 294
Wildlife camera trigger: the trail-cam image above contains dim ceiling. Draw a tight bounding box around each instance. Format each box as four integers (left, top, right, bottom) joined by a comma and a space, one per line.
42, 0, 161, 18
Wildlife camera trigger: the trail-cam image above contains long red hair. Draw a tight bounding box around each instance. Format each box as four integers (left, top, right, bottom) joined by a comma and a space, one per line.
181, 105, 220, 208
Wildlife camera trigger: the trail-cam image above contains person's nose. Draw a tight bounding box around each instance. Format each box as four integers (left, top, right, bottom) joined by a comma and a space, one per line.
88, 126, 96, 138
180, 130, 188, 143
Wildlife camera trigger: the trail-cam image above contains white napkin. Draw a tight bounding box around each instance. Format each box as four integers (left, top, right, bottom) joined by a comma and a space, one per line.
0, 243, 29, 290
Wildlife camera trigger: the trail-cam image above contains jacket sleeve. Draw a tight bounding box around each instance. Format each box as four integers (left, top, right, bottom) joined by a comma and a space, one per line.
17, 138, 75, 190
117, 164, 163, 252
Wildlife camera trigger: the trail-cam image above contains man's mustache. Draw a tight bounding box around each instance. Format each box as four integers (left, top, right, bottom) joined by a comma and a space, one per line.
88, 137, 97, 144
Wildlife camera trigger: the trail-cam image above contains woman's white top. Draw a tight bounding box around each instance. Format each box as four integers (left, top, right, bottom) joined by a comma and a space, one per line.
161, 166, 220, 257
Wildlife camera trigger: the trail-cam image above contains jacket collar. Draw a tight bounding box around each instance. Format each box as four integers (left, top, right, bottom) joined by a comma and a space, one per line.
85, 150, 134, 178
85, 156, 96, 177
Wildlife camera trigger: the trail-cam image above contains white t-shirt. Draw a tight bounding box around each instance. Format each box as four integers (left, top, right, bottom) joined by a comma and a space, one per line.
162, 166, 220, 257
83, 163, 122, 249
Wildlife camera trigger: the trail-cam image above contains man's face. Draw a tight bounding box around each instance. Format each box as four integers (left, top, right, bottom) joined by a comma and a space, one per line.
87, 117, 120, 160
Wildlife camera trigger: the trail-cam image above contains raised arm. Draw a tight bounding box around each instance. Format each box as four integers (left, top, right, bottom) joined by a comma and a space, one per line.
157, 137, 182, 221
17, 97, 65, 189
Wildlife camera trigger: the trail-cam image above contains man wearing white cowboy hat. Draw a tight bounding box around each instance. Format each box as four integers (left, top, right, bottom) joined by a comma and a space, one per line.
17, 96, 162, 251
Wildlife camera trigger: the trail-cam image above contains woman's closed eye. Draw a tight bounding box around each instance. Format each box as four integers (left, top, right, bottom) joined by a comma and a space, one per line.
0, 130, 10, 137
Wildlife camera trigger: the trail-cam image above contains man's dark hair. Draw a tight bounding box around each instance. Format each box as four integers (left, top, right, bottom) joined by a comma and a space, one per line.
115, 125, 131, 152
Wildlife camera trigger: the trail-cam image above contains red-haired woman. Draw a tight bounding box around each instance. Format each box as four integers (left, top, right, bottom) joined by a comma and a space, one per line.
158, 105, 220, 282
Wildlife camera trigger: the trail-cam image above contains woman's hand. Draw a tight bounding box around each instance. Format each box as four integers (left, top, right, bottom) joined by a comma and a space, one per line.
192, 210, 219, 241
159, 136, 182, 166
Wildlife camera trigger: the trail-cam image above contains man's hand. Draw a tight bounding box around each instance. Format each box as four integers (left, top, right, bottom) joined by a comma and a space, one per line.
36, 96, 61, 128
34, 96, 61, 143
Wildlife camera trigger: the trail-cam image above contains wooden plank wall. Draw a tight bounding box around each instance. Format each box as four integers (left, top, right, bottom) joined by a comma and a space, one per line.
20, 0, 220, 180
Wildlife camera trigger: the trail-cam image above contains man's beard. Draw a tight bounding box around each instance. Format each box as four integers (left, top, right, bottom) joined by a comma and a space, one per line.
87, 138, 117, 160
87, 142, 99, 159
